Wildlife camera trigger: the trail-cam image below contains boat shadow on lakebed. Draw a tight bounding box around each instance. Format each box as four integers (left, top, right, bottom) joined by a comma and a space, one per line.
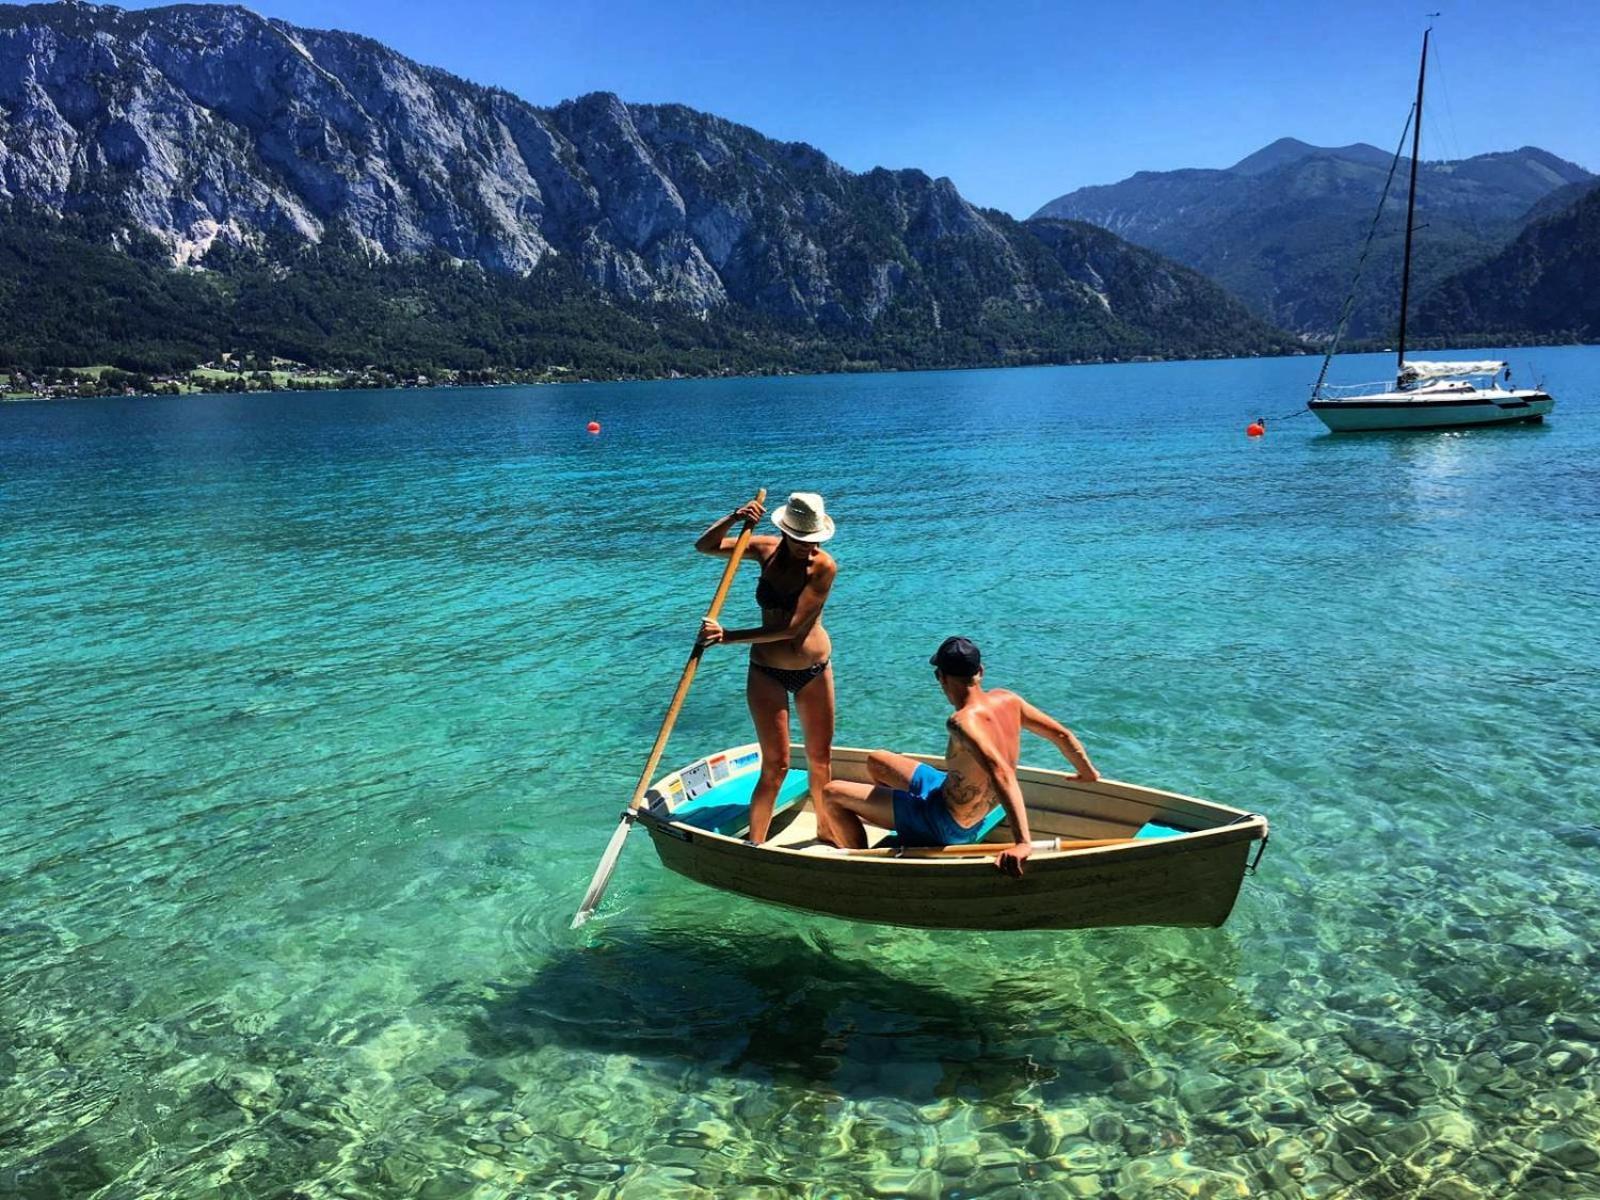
451, 921, 1253, 1103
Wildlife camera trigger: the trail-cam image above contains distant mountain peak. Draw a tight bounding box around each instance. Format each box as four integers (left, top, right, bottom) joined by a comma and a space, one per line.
1229, 138, 1391, 175
1030, 140, 1592, 339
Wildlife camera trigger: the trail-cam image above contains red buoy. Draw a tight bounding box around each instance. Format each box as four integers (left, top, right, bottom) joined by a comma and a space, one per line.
1245, 422, 1265, 438
586, 420, 601, 434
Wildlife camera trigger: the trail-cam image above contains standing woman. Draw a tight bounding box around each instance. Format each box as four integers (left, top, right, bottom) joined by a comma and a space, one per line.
696, 493, 840, 844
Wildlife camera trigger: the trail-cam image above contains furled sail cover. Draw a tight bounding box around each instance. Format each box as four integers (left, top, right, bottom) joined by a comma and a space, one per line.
1400, 361, 1506, 381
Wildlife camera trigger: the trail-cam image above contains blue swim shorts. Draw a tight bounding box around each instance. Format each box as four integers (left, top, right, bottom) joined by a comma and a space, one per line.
890, 763, 1007, 847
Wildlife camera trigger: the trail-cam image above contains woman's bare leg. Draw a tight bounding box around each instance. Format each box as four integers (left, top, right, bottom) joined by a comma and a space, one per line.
795, 664, 837, 843
745, 665, 791, 843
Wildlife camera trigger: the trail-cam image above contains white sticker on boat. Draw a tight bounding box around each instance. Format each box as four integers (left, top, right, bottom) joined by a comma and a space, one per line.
680, 761, 711, 799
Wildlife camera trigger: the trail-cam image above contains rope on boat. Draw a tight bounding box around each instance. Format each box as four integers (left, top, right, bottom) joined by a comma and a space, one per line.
1258, 405, 1317, 424
1307, 104, 1419, 404
1225, 812, 1271, 874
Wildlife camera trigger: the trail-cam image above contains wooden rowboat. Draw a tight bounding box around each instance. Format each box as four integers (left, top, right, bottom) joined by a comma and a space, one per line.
634, 745, 1270, 931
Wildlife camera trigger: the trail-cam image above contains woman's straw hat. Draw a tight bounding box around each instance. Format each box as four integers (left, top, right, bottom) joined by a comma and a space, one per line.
772, 492, 835, 543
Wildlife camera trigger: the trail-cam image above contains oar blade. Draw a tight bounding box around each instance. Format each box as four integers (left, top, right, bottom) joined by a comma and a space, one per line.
571, 813, 635, 928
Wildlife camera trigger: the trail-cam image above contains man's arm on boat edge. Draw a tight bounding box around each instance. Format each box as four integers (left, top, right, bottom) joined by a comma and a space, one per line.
1019, 697, 1099, 782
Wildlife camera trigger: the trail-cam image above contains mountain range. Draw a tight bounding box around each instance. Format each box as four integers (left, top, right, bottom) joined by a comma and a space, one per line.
0, 2, 1300, 377
1415, 180, 1600, 342
1033, 138, 1594, 340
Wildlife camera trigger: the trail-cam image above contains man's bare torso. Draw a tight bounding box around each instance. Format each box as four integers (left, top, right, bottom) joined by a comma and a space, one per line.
939, 688, 1023, 825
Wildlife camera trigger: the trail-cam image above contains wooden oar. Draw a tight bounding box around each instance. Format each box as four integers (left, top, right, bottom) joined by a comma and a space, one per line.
836, 836, 1134, 859
571, 488, 767, 928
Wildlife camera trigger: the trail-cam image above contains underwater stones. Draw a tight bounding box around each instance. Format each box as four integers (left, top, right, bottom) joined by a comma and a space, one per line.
1551, 1014, 1600, 1042
1120, 1123, 1159, 1157
1089, 1113, 1124, 1144
866, 1168, 941, 1199
1230, 1026, 1299, 1065
965, 1158, 1026, 1193
1394, 1074, 1437, 1105
1114, 1158, 1178, 1194
1177, 1068, 1235, 1120
1255, 1092, 1307, 1126
1054, 1111, 1090, 1140
938, 1153, 978, 1179
416, 1168, 482, 1199
616, 1167, 711, 1198
1419, 1053, 1456, 1092
1198, 1103, 1266, 1149
570, 1160, 628, 1183
1525, 1086, 1586, 1120
1500, 1020, 1547, 1045
1340, 1021, 1412, 1067
425, 1060, 477, 1092
1307, 1066, 1357, 1105
450, 1084, 502, 1110
1376, 1120, 1430, 1158
377, 1149, 433, 1190
1422, 1108, 1476, 1152
1111, 1067, 1172, 1102
1499, 1040, 1540, 1065
212, 1064, 280, 1113
1066, 1044, 1118, 1076
1049, 1138, 1110, 1174
1025, 1117, 1063, 1159
1334, 1053, 1389, 1089
1545, 1042, 1595, 1073
1420, 1179, 1485, 1200
1544, 1137, 1600, 1171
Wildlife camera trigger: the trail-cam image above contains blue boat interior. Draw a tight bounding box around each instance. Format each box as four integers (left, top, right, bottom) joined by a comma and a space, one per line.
672, 768, 810, 836
670, 765, 1198, 843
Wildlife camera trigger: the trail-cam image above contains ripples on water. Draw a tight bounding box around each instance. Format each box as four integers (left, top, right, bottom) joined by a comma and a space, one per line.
2, 350, 1598, 1197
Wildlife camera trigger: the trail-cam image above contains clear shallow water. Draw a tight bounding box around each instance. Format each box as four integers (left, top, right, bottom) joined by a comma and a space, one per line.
2, 348, 1597, 1199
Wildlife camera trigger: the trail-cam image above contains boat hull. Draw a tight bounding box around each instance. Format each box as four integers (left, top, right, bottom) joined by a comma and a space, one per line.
1310, 391, 1553, 432
644, 821, 1255, 930
633, 746, 1267, 932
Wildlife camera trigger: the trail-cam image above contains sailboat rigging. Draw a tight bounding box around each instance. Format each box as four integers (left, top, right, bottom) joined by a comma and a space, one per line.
1307, 26, 1556, 433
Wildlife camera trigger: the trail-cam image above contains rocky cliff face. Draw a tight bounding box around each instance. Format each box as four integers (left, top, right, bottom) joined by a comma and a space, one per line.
0, 2, 1301, 366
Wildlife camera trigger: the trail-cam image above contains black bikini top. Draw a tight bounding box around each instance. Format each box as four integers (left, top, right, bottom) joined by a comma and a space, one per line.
755, 551, 806, 612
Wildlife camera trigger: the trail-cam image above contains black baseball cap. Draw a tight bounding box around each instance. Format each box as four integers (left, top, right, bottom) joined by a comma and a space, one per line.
930, 636, 982, 677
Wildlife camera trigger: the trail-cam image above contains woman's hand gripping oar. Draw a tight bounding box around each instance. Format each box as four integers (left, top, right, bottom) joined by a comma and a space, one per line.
571, 488, 767, 928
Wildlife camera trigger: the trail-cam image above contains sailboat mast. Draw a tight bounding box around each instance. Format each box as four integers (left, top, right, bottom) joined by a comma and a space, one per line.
1395, 27, 1430, 379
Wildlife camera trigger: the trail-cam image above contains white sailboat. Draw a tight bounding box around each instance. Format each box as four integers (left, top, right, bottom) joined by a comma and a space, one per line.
1308, 27, 1556, 433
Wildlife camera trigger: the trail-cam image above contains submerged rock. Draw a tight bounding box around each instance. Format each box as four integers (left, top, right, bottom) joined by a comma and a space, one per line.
1112, 1067, 1172, 1102
1088, 1114, 1125, 1145
1178, 1071, 1240, 1115
1551, 1014, 1600, 1042
212, 1065, 280, 1113
867, 1168, 941, 1200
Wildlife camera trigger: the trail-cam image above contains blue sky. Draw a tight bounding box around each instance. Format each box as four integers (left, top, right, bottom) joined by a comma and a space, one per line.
123, 0, 1600, 216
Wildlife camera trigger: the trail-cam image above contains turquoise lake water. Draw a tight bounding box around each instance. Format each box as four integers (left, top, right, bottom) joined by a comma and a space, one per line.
2, 348, 1598, 1199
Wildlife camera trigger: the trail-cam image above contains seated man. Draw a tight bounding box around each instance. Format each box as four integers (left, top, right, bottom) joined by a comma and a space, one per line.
822, 637, 1099, 876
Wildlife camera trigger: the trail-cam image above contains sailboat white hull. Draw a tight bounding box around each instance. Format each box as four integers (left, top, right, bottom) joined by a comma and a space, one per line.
1310, 389, 1554, 432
